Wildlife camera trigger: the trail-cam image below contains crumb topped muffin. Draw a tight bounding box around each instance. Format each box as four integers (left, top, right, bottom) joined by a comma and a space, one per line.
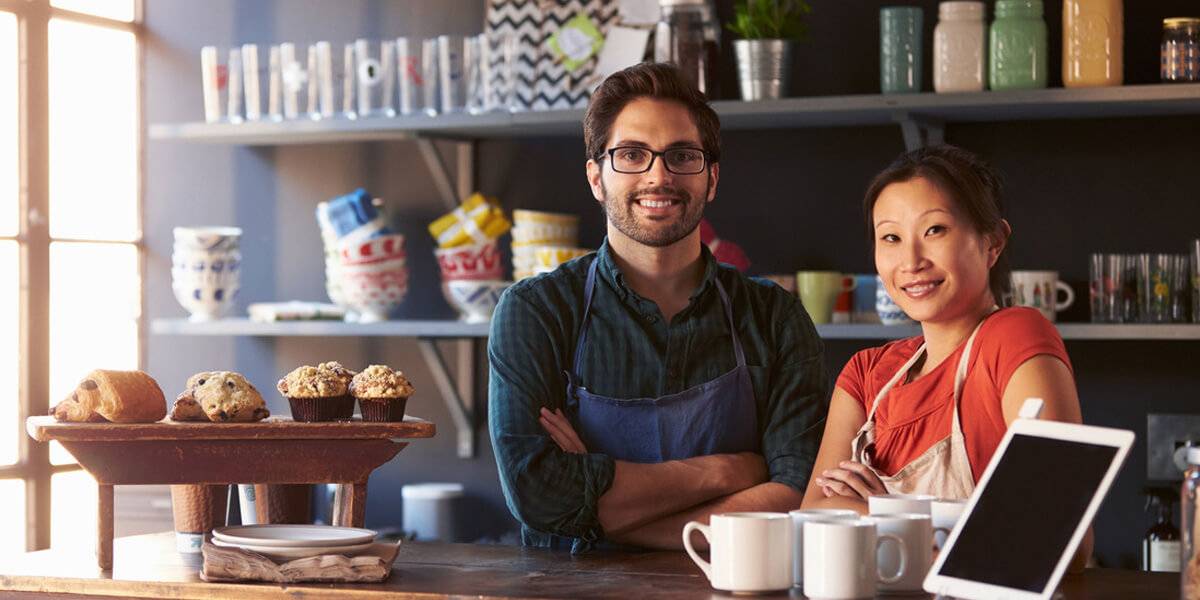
350, 365, 414, 422
277, 362, 357, 422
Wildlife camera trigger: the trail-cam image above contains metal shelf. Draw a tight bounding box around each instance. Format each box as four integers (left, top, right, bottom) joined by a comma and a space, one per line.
819, 323, 1200, 341
151, 319, 1200, 341
148, 84, 1200, 145
149, 318, 489, 338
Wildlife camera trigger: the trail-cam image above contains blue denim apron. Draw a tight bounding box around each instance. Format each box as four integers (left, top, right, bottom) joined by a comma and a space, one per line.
565, 258, 760, 463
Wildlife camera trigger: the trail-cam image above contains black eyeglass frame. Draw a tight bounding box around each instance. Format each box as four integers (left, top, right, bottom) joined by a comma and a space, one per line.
598, 146, 712, 175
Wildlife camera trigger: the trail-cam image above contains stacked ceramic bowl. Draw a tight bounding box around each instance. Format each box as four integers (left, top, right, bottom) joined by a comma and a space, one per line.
434, 240, 511, 322
211, 524, 378, 560
511, 210, 582, 280
171, 227, 242, 321
317, 191, 408, 323
337, 233, 409, 323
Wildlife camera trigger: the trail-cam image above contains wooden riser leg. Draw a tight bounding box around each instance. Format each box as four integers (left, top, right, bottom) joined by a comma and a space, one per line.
332, 483, 367, 527
97, 484, 113, 570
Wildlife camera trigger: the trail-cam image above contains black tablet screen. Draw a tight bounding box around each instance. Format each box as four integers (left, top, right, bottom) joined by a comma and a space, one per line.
938, 434, 1118, 592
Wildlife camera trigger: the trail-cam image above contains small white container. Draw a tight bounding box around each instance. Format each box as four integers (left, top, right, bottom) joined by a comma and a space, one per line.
402, 483, 464, 542
934, 1, 987, 93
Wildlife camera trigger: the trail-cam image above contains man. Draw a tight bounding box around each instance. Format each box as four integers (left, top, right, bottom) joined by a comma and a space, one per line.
488, 63, 828, 553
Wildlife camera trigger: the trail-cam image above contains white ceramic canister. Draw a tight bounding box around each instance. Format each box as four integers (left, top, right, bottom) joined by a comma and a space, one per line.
934, 1, 987, 92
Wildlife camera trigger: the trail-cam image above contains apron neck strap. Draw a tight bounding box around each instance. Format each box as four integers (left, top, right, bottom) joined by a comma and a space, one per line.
571, 258, 746, 379
865, 309, 995, 423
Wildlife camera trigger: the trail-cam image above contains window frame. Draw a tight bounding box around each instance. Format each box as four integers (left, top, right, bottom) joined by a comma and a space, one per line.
1, 0, 143, 552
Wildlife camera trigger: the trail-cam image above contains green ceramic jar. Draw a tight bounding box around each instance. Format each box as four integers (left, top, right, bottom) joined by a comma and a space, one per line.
989, 0, 1048, 90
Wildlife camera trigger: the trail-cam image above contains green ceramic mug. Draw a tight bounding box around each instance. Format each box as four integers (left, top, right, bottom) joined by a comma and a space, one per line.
796, 271, 856, 324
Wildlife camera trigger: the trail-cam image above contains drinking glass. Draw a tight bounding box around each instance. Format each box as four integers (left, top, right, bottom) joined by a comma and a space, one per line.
438, 34, 466, 114
1139, 253, 1173, 323
1192, 240, 1200, 323
355, 38, 397, 118
422, 38, 440, 116
1171, 254, 1190, 322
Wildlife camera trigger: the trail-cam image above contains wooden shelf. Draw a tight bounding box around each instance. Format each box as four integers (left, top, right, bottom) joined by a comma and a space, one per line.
151, 318, 1200, 341
148, 84, 1200, 145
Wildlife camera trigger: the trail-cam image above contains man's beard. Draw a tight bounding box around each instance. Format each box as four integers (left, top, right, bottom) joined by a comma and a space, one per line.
599, 179, 708, 248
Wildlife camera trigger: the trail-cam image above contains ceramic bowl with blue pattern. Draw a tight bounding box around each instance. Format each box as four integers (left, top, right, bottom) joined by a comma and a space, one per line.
445, 279, 512, 323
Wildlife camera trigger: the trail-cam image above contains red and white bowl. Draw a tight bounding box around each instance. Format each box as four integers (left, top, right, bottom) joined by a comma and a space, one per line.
435, 240, 503, 281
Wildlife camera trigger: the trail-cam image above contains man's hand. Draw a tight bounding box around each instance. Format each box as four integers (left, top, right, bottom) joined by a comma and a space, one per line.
539, 407, 587, 454
812, 461, 887, 500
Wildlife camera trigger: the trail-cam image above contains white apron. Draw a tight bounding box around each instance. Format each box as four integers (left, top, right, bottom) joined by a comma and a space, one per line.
849, 316, 992, 500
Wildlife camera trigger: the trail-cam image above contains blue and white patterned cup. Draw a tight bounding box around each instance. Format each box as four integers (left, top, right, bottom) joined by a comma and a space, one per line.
875, 275, 915, 325
172, 227, 242, 321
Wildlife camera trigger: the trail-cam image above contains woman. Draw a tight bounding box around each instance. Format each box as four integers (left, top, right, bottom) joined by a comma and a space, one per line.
800, 145, 1088, 564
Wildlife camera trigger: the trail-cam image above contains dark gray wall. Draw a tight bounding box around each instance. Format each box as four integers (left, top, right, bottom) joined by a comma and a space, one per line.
145, 0, 1200, 567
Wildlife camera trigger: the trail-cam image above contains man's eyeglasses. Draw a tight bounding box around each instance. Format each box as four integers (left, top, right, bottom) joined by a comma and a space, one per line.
600, 146, 710, 175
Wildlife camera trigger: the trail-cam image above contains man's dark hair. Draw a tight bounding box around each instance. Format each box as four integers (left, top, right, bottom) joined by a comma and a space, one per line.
863, 144, 1012, 301
583, 62, 721, 163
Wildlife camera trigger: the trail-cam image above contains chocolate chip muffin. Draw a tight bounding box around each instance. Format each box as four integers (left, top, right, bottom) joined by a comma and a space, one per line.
172, 371, 269, 423
276, 362, 357, 422
349, 365, 414, 422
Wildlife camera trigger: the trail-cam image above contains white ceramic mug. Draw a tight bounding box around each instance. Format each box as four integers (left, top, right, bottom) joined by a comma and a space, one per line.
869, 493, 937, 516
789, 508, 859, 586
868, 513, 944, 594
1010, 270, 1075, 322
931, 498, 968, 549
682, 512, 792, 593
803, 519, 908, 600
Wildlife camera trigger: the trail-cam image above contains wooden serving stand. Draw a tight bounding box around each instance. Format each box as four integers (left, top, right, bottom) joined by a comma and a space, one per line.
25, 415, 435, 571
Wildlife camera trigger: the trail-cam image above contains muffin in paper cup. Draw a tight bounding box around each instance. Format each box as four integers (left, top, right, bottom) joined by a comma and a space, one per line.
277, 362, 357, 422
350, 365, 415, 422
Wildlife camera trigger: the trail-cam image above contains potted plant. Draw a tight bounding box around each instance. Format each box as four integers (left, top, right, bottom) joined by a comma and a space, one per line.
727, 0, 812, 100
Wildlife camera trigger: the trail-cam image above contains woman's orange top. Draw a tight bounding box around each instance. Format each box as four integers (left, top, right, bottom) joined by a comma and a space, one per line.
836, 307, 1072, 482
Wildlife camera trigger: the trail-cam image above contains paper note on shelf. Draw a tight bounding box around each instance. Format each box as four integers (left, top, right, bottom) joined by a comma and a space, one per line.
594, 26, 651, 79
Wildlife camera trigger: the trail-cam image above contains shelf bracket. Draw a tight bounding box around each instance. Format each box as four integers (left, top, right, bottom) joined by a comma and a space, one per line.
893, 112, 945, 151
416, 138, 475, 211
417, 338, 479, 458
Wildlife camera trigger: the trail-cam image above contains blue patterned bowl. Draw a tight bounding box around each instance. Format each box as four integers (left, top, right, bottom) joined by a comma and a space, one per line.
445, 280, 512, 323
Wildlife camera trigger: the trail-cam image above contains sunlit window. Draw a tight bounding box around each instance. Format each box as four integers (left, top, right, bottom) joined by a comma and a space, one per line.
50, 471, 96, 550
0, 243, 16, 468
50, 0, 134, 23
0, 12, 16, 238
48, 18, 138, 241
0, 479, 26, 556
48, 242, 139, 466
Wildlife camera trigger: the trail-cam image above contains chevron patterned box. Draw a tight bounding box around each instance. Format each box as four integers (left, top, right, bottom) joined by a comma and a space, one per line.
485, 0, 621, 111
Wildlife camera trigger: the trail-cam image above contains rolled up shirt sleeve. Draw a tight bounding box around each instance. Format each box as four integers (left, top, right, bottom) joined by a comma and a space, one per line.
488, 287, 615, 541
760, 310, 829, 493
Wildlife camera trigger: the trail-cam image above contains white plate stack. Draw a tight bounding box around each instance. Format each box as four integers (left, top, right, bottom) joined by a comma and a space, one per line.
211, 524, 379, 561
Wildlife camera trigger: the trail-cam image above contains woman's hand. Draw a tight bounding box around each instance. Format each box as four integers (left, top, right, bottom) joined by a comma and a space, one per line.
813, 461, 887, 499
539, 407, 588, 454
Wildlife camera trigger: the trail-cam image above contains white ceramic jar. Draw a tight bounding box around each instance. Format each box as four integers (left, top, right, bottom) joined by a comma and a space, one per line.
934, 1, 987, 92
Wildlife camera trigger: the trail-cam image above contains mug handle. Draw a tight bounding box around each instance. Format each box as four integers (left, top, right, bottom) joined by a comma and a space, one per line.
1055, 281, 1076, 311
876, 533, 908, 584
842, 276, 858, 292
933, 526, 952, 550
682, 521, 713, 581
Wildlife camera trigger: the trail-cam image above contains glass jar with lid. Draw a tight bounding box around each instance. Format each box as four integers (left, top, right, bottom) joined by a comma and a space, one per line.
989, 0, 1048, 90
934, 1, 987, 93
1162, 17, 1200, 83
1063, 0, 1123, 87
655, 0, 720, 97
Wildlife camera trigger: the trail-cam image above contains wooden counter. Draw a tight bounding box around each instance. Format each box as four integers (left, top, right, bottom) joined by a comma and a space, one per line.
0, 532, 1178, 599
